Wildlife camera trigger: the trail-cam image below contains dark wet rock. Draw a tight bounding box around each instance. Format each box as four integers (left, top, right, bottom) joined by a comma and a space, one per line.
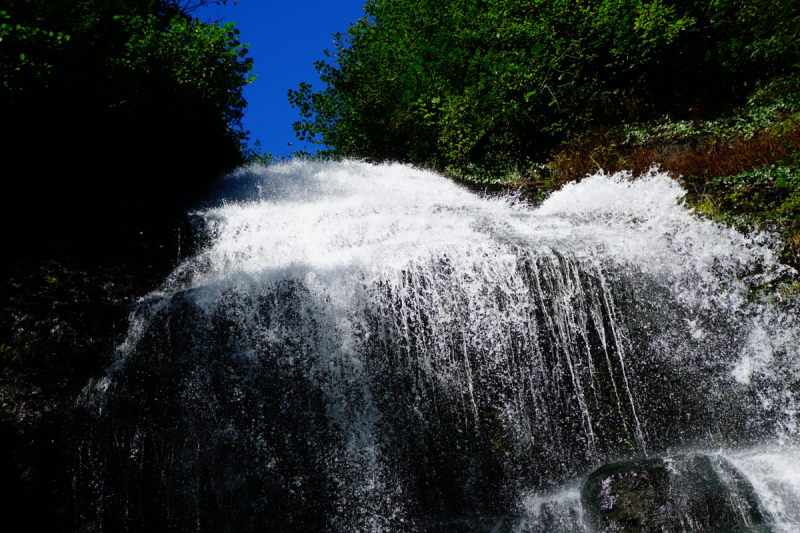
581, 454, 769, 533
0, 218, 184, 530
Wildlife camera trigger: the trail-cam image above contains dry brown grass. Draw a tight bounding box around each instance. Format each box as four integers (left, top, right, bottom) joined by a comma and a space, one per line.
668, 129, 800, 182
786, 230, 800, 259
545, 121, 800, 270
549, 126, 654, 182
549, 124, 800, 185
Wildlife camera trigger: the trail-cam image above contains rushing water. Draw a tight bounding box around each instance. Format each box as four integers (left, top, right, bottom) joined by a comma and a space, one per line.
76, 161, 800, 532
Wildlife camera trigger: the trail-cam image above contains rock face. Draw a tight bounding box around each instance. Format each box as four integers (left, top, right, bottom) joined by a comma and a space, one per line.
581, 454, 769, 533
0, 219, 183, 531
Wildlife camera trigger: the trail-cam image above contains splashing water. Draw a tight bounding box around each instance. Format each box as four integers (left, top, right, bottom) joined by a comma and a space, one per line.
729, 448, 800, 532
77, 161, 800, 532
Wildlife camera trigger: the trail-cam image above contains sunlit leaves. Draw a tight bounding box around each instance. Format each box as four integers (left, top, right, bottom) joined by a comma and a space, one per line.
108, 11, 254, 137
0, 5, 71, 89
291, 0, 797, 176
2, 0, 257, 166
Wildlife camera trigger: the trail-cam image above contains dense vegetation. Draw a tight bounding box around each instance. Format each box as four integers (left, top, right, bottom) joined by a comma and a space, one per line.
290, 0, 794, 169
290, 0, 800, 266
1, 1, 255, 528
1, 0, 254, 240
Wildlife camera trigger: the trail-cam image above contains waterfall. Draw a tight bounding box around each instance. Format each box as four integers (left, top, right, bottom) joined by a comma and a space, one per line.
76, 161, 800, 532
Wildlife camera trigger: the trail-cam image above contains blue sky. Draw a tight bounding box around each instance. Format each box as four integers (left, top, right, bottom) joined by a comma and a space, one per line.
198, 1, 366, 159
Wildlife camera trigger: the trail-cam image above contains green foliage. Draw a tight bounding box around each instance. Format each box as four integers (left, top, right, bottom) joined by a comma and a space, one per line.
111, 12, 254, 133
728, 0, 800, 63
689, 155, 800, 252
1, 0, 254, 146
706, 158, 800, 225
2, 0, 256, 220
291, 0, 799, 179
715, 163, 800, 192
1, 0, 257, 240
622, 96, 800, 145
633, 0, 694, 45
240, 140, 277, 166
0, 5, 70, 89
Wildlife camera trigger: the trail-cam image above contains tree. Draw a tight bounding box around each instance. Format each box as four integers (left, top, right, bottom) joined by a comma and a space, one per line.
290, 0, 792, 177
1, 0, 256, 236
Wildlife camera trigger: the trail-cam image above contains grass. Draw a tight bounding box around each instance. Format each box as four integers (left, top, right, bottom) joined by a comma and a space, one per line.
547, 120, 800, 186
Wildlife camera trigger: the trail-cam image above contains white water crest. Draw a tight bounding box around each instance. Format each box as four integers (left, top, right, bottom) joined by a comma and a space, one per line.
728, 447, 800, 532
78, 161, 800, 532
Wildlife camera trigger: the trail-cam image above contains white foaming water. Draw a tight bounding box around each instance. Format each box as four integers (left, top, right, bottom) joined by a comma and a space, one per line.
728, 448, 800, 532
518, 448, 800, 532
520, 487, 587, 532
170, 163, 783, 289
160, 162, 796, 392
85, 160, 800, 532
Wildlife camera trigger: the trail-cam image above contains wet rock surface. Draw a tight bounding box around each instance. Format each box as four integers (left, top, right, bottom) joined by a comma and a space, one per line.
0, 218, 183, 531
581, 454, 769, 533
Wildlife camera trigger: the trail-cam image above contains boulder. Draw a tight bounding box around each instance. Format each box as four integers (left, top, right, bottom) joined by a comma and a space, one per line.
581, 454, 769, 532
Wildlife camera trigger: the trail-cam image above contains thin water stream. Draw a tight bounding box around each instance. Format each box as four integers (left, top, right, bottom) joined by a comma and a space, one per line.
77, 161, 800, 532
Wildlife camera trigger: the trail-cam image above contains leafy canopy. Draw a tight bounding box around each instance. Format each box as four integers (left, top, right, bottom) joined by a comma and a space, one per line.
290, 0, 798, 176
2, 0, 257, 232
1, 0, 253, 144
